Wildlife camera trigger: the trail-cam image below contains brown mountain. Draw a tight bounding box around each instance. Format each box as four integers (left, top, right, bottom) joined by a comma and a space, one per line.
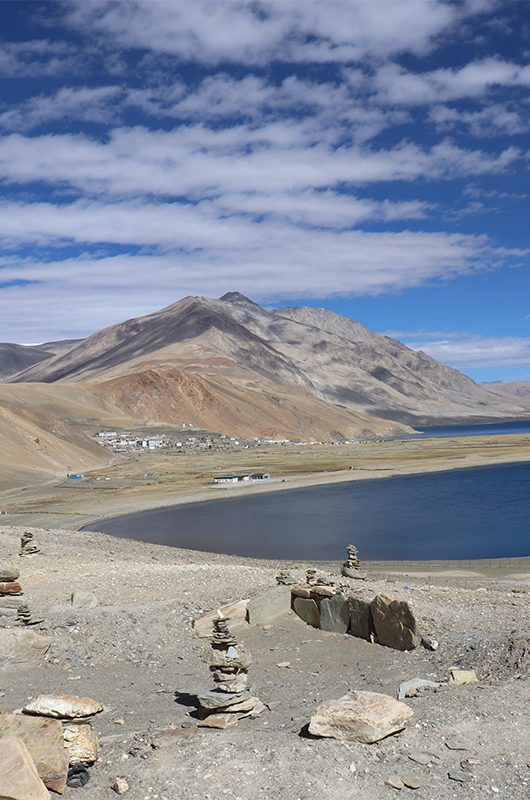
0, 342, 54, 380
13, 292, 530, 426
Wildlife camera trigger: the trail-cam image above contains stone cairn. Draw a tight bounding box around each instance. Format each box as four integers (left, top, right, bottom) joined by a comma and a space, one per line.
276, 570, 296, 586
16, 603, 43, 627
341, 544, 366, 580
0, 567, 25, 625
20, 531, 40, 556
196, 615, 266, 729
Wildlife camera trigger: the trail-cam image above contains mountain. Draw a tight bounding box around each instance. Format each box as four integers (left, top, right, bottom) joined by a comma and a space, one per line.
13, 293, 530, 426
0, 342, 55, 380
486, 381, 530, 401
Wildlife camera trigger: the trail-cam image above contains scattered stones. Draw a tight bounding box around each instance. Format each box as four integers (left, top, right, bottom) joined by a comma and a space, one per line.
20, 531, 40, 556
308, 690, 414, 743
341, 544, 366, 579
112, 777, 129, 795
0, 629, 51, 666
63, 722, 99, 764
319, 592, 350, 634
397, 678, 441, 700
370, 595, 421, 651
192, 599, 249, 638
0, 711, 69, 793
0, 736, 50, 800
447, 668, 478, 685
23, 694, 104, 719
306, 568, 335, 587
276, 570, 295, 585
448, 770, 471, 783
247, 586, 291, 625
292, 597, 320, 628
70, 591, 98, 609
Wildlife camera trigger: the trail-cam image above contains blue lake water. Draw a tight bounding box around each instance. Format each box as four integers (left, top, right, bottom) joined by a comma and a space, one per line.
399, 419, 530, 439
84, 460, 530, 561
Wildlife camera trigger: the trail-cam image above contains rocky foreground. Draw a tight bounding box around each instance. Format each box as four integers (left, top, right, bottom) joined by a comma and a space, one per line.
1, 524, 529, 799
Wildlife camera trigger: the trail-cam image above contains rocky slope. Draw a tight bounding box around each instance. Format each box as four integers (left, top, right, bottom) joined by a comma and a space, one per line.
0, 343, 55, 380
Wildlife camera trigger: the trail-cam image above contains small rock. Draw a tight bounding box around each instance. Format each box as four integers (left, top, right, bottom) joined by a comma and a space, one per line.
70, 591, 98, 609
461, 758, 481, 769
63, 722, 99, 764
401, 774, 422, 789
112, 777, 129, 794
447, 668, 478, 686
277, 661, 290, 668
0, 581, 23, 595
448, 770, 471, 783
385, 776, 405, 790
421, 635, 439, 651
198, 714, 239, 730
398, 678, 441, 700
349, 762, 357, 773
0, 567, 20, 582
192, 599, 249, 638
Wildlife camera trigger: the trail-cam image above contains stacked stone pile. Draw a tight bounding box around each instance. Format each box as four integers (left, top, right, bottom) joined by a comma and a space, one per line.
0, 567, 24, 624
16, 603, 44, 627
341, 544, 367, 579
20, 531, 40, 555
196, 615, 267, 729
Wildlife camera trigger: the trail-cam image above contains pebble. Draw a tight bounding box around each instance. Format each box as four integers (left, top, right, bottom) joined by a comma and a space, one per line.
448, 770, 471, 783
112, 777, 129, 794
401, 774, 422, 789
385, 776, 405, 790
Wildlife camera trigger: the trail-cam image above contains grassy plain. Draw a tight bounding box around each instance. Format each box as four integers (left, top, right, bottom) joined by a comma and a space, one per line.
1, 432, 529, 530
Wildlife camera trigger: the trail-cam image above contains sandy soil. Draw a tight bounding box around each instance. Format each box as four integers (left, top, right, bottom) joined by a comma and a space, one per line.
1, 434, 529, 530
1, 524, 529, 800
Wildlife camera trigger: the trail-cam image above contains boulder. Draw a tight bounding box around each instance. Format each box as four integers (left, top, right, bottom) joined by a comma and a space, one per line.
0, 712, 68, 793
0, 629, 52, 666
63, 723, 99, 764
23, 694, 103, 719
320, 593, 349, 634
292, 597, 320, 628
309, 690, 414, 744
192, 599, 249, 638
348, 597, 372, 640
0, 736, 50, 800
0, 567, 20, 582
370, 595, 421, 651
247, 587, 291, 626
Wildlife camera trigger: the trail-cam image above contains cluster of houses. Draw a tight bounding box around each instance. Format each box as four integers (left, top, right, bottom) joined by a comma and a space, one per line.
213, 472, 271, 484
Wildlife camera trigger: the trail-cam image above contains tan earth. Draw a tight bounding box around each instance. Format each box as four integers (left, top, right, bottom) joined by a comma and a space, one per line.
0, 523, 529, 799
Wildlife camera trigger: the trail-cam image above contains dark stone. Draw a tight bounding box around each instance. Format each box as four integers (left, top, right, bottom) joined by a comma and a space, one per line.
292, 597, 320, 628
320, 593, 349, 633
370, 595, 421, 651
348, 597, 373, 641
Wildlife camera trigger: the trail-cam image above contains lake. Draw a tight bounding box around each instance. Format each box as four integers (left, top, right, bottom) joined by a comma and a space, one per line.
397, 419, 530, 439
84, 460, 530, 561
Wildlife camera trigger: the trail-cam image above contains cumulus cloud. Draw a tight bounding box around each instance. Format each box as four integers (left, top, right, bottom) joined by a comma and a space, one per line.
0, 39, 78, 77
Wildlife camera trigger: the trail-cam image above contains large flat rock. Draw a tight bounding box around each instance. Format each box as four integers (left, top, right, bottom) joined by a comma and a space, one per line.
247, 586, 291, 626
348, 596, 373, 640
23, 694, 103, 719
0, 713, 68, 793
292, 597, 320, 627
309, 690, 414, 743
0, 736, 50, 800
370, 595, 421, 651
0, 629, 51, 666
319, 592, 349, 633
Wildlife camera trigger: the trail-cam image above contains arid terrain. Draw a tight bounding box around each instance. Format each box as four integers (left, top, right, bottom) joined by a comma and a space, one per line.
1, 524, 529, 799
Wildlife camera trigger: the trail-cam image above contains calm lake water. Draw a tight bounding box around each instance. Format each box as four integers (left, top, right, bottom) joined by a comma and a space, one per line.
397, 419, 530, 439
84, 461, 530, 561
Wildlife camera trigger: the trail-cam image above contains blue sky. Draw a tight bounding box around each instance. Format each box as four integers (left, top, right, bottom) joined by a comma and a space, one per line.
0, 0, 529, 382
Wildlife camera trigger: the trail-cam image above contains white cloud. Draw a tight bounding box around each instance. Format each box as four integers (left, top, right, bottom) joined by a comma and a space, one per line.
0, 39, 78, 77
372, 58, 530, 106
63, 0, 480, 65
428, 103, 527, 136
406, 334, 530, 369
0, 86, 123, 131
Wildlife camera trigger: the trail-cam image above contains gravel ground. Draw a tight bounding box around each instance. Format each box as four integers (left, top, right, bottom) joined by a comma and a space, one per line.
1, 524, 529, 800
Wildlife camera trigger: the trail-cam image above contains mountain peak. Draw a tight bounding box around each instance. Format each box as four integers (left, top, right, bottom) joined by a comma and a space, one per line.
219, 292, 260, 308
